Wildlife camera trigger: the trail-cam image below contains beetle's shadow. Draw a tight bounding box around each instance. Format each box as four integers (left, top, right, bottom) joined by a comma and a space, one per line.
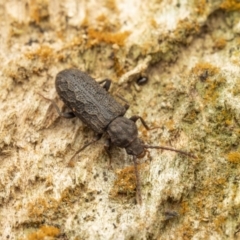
103, 144, 148, 169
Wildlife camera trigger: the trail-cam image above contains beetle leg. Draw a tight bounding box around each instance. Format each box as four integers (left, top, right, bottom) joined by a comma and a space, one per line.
124, 104, 130, 110
115, 94, 130, 110
38, 93, 76, 118
129, 115, 150, 130
98, 79, 111, 91
98, 80, 130, 110
115, 94, 129, 109
133, 155, 142, 205
68, 133, 102, 167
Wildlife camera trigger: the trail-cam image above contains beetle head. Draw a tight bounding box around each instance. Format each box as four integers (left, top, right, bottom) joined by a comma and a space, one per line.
125, 138, 145, 157
107, 117, 145, 157
107, 116, 196, 159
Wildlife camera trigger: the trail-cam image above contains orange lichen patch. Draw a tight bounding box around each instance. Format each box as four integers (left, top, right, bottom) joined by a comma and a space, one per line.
191, 62, 219, 77
176, 225, 194, 239
105, 0, 118, 12
25, 45, 54, 61
56, 30, 65, 40
226, 152, 240, 163
215, 177, 227, 186
27, 197, 59, 220
165, 119, 175, 131
87, 29, 130, 47
27, 225, 60, 240
191, 62, 224, 103
213, 215, 227, 231
69, 36, 84, 47
60, 36, 84, 52
150, 19, 158, 28
195, 0, 207, 15
95, 14, 120, 32
224, 119, 233, 126
96, 14, 107, 22
220, 0, 240, 11
29, 0, 49, 24
206, 78, 225, 100
113, 53, 125, 76
213, 38, 227, 50
111, 166, 136, 198
215, 108, 234, 126
175, 19, 200, 42
45, 175, 53, 187
27, 184, 85, 223
60, 184, 85, 202
110, 163, 147, 200
179, 201, 189, 215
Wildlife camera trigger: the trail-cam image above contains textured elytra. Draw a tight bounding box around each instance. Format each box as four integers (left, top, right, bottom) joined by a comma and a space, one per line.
55, 69, 126, 133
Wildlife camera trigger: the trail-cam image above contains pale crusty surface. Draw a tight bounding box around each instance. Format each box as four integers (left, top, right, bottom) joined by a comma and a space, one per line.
1, 0, 240, 239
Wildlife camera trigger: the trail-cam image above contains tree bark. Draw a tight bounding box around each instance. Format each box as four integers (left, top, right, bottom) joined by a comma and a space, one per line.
1, 0, 240, 239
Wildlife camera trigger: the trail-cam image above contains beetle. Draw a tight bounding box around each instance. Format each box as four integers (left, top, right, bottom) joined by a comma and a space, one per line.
40, 68, 195, 204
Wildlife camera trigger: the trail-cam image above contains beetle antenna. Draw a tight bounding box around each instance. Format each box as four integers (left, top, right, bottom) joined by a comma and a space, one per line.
143, 145, 196, 159
133, 155, 142, 205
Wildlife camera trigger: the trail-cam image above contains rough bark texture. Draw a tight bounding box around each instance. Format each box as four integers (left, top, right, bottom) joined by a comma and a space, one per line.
1, 0, 240, 239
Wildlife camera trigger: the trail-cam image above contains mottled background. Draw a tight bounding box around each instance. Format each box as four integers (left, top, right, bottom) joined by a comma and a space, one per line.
0, 0, 240, 239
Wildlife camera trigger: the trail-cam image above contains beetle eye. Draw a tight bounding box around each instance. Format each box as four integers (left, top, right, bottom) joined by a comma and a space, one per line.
126, 149, 133, 155
137, 150, 146, 158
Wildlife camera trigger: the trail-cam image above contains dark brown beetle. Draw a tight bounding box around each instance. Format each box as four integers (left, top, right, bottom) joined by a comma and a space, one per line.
40, 69, 195, 204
